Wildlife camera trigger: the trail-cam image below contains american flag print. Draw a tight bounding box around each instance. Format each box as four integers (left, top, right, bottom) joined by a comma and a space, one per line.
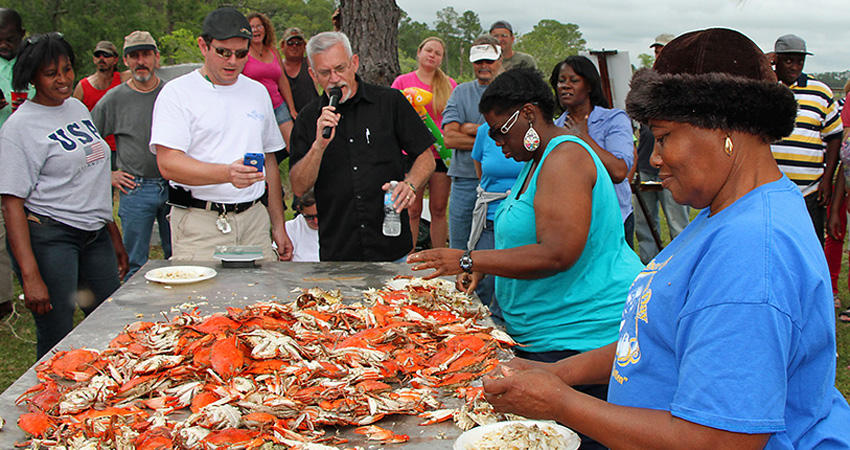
84, 140, 105, 164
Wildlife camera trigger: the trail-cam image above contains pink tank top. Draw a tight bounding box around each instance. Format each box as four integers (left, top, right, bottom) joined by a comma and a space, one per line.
243, 51, 285, 109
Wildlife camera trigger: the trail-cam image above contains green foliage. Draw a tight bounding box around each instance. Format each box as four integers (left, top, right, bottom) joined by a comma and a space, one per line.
2, 0, 333, 79
810, 71, 850, 92
397, 11, 431, 61
431, 7, 482, 80
637, 53, 654, 69
243, 0, 335, 44
515, 19, 585, 76
158, 28, 202, 65
6, 0, 170, 75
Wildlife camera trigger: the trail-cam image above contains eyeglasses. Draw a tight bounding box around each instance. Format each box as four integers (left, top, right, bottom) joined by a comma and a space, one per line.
314, 61, 350, 79
286, 40, 305, 47
302, 213, 318, 221
210, 45, 249, 59
93, 51, 115, 58
488, 109, 521, 141
25, 32, 64, 46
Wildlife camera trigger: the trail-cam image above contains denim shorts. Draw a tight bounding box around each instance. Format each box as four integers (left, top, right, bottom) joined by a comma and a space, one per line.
274, 102, 292, 125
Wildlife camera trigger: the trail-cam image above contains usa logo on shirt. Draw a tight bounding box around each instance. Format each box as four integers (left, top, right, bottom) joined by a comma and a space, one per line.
84, 140, 105, 164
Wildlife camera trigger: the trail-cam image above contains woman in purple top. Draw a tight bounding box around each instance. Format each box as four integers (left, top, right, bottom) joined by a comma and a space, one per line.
551, 56, 636, 245
244, 13, 297, 152
391, 37, 457, 249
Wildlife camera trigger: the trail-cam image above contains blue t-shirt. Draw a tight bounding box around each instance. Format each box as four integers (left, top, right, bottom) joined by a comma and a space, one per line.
441, 80, 488, 179
608, 175, 850, 448
494, 135, 643, 352
555, 106, 634, 222
471, 123, 524, 221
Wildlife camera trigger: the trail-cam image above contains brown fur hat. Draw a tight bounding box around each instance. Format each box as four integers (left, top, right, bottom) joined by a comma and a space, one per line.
626, 28, 797, 142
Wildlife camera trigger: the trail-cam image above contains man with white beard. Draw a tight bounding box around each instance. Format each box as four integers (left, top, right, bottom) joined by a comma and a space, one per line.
92, 31, 171, 280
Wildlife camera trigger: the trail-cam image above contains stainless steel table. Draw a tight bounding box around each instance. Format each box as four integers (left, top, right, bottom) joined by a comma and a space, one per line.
0, 260, 467, 448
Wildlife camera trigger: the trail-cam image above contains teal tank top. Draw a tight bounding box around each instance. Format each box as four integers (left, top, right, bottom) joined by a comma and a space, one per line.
494, 135, 644, 352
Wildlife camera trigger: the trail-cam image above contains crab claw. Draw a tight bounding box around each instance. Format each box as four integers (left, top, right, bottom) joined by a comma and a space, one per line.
354, 425, 410, 443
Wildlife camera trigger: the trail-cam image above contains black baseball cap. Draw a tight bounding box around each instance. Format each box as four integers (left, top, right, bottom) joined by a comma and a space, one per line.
489, 20, 513, 34
202, 7, 251, 41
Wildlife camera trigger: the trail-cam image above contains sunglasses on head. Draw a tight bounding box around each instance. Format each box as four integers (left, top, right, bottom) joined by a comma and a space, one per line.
211, 45, 249, 59
25, 32, 64, 46
93, 51, 115, 58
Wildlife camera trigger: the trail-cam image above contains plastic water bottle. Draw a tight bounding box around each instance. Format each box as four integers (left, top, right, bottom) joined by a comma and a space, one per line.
382, 181, 401, 237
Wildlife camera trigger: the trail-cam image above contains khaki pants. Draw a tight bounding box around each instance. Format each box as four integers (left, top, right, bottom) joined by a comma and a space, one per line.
169, 202, 276, 261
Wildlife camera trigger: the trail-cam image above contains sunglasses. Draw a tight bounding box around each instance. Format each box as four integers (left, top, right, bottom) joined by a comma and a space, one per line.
302, 213, 318, 221
25, 32, 64, 46
93, 51, 116, 58
210, 45, 249, 59
286, 40, 305, 47
488, 109, 521, 141
474, 59, 497, 65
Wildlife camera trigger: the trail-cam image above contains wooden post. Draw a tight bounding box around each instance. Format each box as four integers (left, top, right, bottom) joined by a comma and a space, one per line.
590, 50, 618, 107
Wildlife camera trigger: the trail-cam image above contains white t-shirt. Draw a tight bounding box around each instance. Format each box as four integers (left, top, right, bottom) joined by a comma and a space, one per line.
149, 70, 284, 203
0, 98, 113, 231
285, 214, 319, 262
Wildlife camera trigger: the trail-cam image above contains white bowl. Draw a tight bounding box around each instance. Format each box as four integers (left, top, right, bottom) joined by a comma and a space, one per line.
454, 420, 580, 450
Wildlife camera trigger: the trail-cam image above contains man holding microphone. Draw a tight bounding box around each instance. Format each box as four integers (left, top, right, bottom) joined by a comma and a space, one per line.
289, 31, 434, 261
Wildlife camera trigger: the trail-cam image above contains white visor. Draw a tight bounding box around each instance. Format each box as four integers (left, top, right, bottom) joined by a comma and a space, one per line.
469, 44, 501, 63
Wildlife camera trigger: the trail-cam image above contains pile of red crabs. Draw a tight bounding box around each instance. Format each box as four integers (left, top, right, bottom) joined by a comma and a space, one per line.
13, 277, 517, 449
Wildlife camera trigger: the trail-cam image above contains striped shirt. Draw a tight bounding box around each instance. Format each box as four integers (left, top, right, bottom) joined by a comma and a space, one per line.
771, 74, 843, 196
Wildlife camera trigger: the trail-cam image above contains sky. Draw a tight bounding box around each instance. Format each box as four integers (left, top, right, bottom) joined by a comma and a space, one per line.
396, 0, 850, 75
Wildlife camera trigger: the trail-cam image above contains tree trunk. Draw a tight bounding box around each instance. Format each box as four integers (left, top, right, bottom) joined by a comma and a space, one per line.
339, 0, 400, 86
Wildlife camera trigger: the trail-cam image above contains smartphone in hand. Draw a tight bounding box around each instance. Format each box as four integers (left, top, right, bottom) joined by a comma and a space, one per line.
243, 153, 264, 172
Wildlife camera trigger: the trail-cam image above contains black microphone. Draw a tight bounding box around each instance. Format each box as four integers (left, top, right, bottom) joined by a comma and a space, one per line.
322, 87, 343, 139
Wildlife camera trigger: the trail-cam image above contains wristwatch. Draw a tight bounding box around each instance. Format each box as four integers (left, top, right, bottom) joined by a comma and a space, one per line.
459, 250, 473, 274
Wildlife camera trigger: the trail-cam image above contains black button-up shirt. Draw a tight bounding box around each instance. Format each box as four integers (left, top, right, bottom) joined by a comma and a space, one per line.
290, 76, 435, 261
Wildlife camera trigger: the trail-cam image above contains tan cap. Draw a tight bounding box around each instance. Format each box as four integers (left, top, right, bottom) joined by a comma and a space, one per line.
282, 27, 306, 42
93, 40, 118, 56
123, 31, 158, 55
651, 33, 675, 48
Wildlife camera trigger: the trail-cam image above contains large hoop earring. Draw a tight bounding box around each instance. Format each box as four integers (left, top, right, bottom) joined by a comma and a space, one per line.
724, 135, 733, 156
524, 122, 540, 152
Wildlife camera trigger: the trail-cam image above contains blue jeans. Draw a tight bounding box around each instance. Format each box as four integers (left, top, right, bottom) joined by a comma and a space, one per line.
9, 214, 120, 359
473, 220, 501, 319
118, 178, 171, 280
449, 177, 478, 250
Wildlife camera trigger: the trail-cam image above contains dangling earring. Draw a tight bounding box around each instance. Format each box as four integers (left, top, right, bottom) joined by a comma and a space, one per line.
724, 135, 733, 156
524, 122, 540, 152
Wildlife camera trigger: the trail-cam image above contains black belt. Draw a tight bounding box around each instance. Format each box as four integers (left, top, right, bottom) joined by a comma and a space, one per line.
189, 197, 263, 214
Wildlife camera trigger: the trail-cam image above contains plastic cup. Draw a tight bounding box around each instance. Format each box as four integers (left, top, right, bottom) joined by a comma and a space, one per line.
10, 91, 27, 111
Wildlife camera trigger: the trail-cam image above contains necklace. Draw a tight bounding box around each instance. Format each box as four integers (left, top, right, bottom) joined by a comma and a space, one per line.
131, 77, 159, 93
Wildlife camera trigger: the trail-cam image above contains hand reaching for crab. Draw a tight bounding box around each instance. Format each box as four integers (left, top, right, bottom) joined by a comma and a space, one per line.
483, 364, 573, 421
407, 248, 465, 279
456, 271, 483, 294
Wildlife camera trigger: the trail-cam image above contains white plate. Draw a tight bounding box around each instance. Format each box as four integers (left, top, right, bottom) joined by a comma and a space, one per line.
214, 245, 263, 262
144, 266, 217, 285
454, 420, 580, 450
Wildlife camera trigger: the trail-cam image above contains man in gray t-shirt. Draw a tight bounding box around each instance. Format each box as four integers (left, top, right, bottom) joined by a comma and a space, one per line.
91, 30, 171, 280
442, 35, 503, 252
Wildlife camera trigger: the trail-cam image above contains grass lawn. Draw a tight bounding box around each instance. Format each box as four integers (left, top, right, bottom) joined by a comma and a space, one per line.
2, 205, 849, 402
